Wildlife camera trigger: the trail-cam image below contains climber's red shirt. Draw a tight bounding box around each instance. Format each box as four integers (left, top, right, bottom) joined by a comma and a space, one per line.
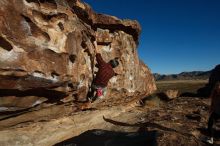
93, 53, 115, 87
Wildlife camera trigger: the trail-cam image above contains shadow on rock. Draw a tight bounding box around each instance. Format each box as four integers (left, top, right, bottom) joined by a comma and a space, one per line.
0, 88, 67, 103
54, 129, 158, 146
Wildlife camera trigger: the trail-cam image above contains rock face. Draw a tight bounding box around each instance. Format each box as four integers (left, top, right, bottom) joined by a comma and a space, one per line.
198, 64, 220, 96
0, 1, 155, 114
0, 1, 156, 144
208, 64, 220, 89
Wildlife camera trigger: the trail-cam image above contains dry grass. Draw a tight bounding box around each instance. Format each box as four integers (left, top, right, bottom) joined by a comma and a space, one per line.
156, 80, 208, 95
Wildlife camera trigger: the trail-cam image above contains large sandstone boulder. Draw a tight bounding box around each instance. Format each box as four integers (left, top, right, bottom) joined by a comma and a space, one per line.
0, 1, 156, 145
0, 0, 156, 112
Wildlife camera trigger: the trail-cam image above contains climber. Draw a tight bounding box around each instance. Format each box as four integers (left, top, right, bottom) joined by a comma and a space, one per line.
88, 47, 119, 102
203, 81, 220, 144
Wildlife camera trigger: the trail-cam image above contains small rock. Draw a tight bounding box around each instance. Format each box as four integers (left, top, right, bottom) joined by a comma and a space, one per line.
165, 90, 179, 100
157, 89, 179, 101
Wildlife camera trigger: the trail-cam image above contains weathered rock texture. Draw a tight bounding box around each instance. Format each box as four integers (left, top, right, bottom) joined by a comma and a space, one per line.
0, 0, 156, 112
0, 0, 157, 143
0, 1, 156, 144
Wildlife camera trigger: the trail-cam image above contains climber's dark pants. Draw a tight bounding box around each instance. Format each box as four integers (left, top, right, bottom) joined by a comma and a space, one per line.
208, 112, 220, 137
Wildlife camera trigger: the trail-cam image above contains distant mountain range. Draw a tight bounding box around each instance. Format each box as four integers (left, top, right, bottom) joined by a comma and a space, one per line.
154, 71, 211, 81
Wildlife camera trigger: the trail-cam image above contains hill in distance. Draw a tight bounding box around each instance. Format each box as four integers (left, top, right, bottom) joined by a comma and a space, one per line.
154, 70, 211, 81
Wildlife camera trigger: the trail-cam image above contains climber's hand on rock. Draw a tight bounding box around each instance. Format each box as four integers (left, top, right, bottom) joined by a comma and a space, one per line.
96, 46, 101, 54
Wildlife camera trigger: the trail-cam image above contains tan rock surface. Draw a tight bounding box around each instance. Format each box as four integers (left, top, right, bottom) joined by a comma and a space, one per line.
0, 0, 156, 111
0, 0, 156, 144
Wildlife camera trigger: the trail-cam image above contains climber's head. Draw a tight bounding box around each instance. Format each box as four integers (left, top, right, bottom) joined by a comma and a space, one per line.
109, 58, 119, 68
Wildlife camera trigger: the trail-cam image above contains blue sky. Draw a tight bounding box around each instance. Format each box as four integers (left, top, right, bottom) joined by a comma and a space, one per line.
82, 0, 220, 74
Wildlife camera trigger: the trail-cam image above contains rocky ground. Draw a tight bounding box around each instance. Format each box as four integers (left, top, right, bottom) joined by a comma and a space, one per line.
1, 80, 217, 146
56, 95, 220, 146
0, 94, 213, 146
1, 91, 220, 146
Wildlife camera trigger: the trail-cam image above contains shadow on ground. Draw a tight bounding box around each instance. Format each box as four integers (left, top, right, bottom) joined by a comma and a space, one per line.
55, 129, 157, 146
55, 115, 198, 146
198, 127, 220, 139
